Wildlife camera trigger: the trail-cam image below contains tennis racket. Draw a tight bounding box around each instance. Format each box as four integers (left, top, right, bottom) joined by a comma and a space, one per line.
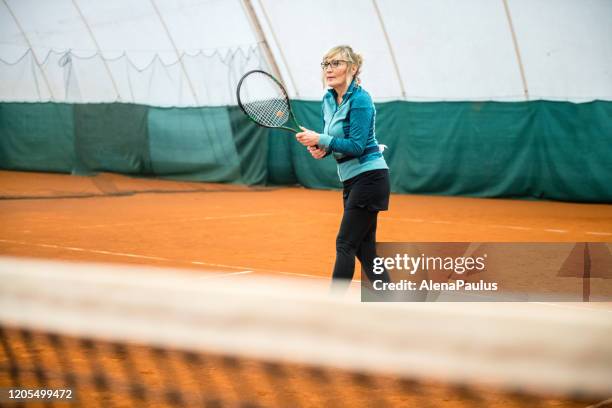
236, 70, 302, 133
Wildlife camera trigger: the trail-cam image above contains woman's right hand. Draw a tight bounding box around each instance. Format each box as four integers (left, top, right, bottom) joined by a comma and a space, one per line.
308, 146, 327, 159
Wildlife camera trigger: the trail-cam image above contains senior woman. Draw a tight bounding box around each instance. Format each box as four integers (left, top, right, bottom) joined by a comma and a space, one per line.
296, 45, 391, 292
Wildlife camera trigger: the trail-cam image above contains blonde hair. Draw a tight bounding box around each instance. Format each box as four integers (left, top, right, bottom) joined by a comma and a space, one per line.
321, 45, 363, 87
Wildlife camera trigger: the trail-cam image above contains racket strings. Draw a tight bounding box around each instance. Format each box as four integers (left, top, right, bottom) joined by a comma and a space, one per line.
248, 97, 289, 127
242, 95, 289, 127
239, 73, 292, 128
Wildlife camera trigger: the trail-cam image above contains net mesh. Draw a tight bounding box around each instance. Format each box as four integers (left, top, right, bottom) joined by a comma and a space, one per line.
238, 71, 291, 128
1, 257, 611, 407
0, 46, 268, 107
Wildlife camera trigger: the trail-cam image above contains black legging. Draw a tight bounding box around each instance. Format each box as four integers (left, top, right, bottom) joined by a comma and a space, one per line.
331, 207, 391, 290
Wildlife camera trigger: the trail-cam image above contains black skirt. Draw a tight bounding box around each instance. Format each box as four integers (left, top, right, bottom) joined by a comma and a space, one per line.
342, 169, 390, 212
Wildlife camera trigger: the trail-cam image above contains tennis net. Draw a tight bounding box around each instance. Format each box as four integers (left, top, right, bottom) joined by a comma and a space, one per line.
1, 257, 611, 407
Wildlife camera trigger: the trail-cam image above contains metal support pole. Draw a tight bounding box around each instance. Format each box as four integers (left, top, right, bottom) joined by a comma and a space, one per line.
502, 0, 529, 100
372, 0, 406, 99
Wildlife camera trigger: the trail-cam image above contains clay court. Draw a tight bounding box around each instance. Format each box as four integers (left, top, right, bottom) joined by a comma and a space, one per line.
1, 170, 611, 278
1, 170, 612, 408
2, 1, 612, 406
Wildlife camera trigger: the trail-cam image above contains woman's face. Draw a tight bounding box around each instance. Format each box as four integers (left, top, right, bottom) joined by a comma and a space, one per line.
323, 55, 354, 89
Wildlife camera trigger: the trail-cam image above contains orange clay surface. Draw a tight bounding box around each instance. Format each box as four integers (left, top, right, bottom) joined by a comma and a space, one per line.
1, 170, 611, 407
1, 171, 611, 277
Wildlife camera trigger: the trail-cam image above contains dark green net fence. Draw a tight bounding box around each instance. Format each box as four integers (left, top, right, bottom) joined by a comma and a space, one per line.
1, 100, 610, 202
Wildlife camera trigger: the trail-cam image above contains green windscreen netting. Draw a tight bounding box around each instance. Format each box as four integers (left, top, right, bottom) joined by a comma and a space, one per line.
269, 100, 612, 202
0, 102, 267, 186
148, 106, 238, 182
0, 100, 610, 202
74, 103, 150, 175
0, 103, 74, 173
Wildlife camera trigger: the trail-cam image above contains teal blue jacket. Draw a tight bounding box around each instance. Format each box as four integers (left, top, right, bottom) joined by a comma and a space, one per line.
317, 79, 388, 182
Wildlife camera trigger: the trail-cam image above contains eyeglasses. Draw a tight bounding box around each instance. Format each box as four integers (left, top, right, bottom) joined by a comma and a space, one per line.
320, 60, 348, 70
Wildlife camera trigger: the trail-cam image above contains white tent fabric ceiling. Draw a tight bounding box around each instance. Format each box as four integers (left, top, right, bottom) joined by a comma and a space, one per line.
0, 0, 610, 106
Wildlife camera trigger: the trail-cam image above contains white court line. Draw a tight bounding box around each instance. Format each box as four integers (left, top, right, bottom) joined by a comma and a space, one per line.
188, 260, 319, 277
277, 271, 327, 280
3, 238, 609, 306
490, 224, 532, 231
374, 214, 545, 233
64, 246, 168, 261
80, 212, 277, 229
587, 231, 612, 236
323, 211, 611, 238
383, 217, 425, 223
189, 259, 259, 270
277, 271, 361, 283
363, 214, 595, 236
198, 270, 254, 280
0, 239, 246, 270
0, 238, 322, 279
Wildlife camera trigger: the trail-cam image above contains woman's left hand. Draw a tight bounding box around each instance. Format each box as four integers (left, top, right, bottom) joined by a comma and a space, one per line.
296, 126, 320, 147
308, 146, 327, 159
